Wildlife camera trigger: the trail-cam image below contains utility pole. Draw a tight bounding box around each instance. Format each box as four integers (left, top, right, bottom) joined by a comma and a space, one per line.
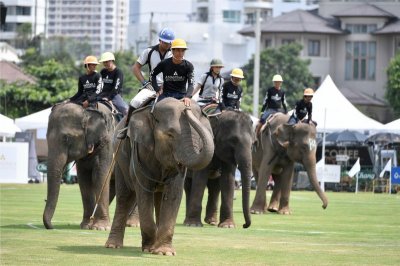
148, 12, 154, 46
252, 8, 261, 117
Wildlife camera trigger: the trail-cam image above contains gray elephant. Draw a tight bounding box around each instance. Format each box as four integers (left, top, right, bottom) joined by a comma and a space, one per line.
43, 102, 115, 230
184, 110, 253, 228
105, 98, 214, 256
251, 113, 328, 214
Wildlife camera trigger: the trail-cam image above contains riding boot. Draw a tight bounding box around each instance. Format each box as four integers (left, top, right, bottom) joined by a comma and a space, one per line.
117, 105, 136, 139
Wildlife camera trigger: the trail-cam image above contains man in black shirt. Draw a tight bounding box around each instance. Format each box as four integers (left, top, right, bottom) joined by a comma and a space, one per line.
219, 68, 244, 111
255, 74, 287, 136
288, 88, 315, 125
69, 55, 102, 108
98, 52, 128, 115
151, 38, 194, 107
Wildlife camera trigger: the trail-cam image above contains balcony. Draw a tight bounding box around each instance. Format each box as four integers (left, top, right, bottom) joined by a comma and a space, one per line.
243, 0, 273, 11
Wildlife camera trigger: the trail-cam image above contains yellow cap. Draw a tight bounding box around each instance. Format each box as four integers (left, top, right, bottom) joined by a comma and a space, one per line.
84, 55, 99, 65
230, 68, 244, 79
304, 88, 314, 96
171, 38, 187, 49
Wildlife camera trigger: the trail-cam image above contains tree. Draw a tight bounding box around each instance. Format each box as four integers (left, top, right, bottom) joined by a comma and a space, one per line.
242, 43, 314, 114
15, 23, 32, 49
386, 52, 400, 117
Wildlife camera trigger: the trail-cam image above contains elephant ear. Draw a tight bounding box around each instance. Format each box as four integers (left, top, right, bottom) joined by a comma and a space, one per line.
129, 108, 154, 147
274, 123, 294, 149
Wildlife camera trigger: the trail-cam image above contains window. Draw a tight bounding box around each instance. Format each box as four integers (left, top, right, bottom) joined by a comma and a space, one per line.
345, 24, 377, 34
265, 39, 272, 48
223, 10, 241, 23
197, 7, 208, 22
16, 6, 31, 16
308, 40, 320, 56
345, 41, 376, 80
282, 39, 294, 45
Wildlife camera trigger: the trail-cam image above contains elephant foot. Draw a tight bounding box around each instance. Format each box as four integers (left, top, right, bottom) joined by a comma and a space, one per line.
250, 207, 266, 214
267, 202, 279, 213
218, 219, 235, 228
204, 216, 217, 226
151, 244, 176, 256
90, 219, 111, 231
105, 238, 123, 248
126, 216, 140, 227
278, 208, 291, 215
183, 218, 203, 227
80, 219, 92, 230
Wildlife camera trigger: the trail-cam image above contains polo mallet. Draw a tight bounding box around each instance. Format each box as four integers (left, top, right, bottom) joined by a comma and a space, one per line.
89, 136, 124, 222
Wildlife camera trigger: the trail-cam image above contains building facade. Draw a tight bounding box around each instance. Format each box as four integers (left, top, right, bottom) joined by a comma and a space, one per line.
46, 0, 129, 54
240, 0, 400, 122
0, 0, 46, 50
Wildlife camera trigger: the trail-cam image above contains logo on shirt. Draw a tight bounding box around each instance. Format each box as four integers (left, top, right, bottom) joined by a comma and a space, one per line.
173, 71, 178, 76
271, 95, 281, 101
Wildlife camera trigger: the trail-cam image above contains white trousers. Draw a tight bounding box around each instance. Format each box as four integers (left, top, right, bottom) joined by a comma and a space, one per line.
130, 88, 156, 109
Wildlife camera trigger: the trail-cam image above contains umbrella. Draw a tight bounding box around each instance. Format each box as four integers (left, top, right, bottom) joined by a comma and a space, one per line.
325, 130, 367, 144
365, 132, 400, 145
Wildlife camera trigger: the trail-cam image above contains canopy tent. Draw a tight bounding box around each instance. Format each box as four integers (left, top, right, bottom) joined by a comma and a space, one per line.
15, 108, 51, 131
383, 119, 400, 132
312, 75, 383, 132
0, 113, 21, 138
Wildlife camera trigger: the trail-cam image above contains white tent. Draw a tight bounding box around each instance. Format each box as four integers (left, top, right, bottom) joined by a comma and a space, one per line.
0, 114, 21, 138
312, 75, 383, 132
383, 119, 400, 132
15, 108, 51, 131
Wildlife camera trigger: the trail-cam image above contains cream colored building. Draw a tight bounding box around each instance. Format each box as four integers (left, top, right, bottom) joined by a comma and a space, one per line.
240, 0, 400, 122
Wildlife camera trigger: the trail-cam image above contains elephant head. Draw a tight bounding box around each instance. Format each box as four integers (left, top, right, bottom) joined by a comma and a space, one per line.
274, 121, 328, 209
129, 97, 214, 176
43, 103, 114, 229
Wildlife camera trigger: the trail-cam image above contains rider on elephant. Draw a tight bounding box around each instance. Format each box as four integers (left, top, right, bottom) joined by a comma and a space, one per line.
255, 74, 288, 137
288, 88, 317, 126
192, 58, 224, 107
97, 51, 129, 116
69, 55, 103, 108
218, 68, 244, 111
150, 38, 195, 107
119, 27, 175, 139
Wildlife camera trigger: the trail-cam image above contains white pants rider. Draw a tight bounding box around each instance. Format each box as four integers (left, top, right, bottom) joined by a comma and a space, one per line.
130, 88, 156, 109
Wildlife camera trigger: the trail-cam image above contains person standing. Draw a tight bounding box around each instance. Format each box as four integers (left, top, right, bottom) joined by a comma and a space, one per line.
255, 74, 287, 136
150, 38, 195, 107
69, 55, 102, 108
98, 51, 128, 116
192, 59, 224, 107
117, 28, 175, 139
218, 68, 244, 111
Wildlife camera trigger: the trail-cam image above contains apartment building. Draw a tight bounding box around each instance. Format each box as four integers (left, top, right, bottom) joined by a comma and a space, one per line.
47, 0, 129, 54
0, 0, 46, 49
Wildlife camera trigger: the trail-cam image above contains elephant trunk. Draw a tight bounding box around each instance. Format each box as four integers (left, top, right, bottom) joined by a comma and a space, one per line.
43, 153, 67, 229
175, 109, 214, 170
304, 160, 328, 209
239, 165, 252, 228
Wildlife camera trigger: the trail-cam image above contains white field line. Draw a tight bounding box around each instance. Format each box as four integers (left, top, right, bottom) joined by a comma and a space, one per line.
270, 241, 400, 248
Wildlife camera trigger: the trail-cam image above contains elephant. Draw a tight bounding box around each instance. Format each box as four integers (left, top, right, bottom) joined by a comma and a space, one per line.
43, 102, 116, 230
105, 97, 214, 256
184, 110, 253, 228
251, 113, 328, 214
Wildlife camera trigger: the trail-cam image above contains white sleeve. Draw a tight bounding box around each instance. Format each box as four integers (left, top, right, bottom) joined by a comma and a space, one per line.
136, 48, 151, 66
197, 73, 207, 86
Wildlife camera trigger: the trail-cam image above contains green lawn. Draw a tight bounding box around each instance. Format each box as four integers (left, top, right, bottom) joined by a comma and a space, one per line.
1, 183, 399, 265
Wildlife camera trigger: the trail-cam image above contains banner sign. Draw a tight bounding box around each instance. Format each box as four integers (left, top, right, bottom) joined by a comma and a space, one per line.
317, 164, 341, 183
391, 167, 400, 185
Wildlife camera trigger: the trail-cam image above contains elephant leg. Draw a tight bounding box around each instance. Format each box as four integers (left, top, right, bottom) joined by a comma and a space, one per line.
183, 177, 192, 223
184, 170, 208, 227
218, 163, 236, 228
76, 165, 95, 229
268, 174, 281, 212
135, 181, 157, 253
152, 174, 185, 256
90, 159, 111, 231
277, 163, 295, 215
204, 178, 220, 225
106, 164, 136, 248
251, 155, 272, 214
154, 191, 162, 225
126, 203, 140, 227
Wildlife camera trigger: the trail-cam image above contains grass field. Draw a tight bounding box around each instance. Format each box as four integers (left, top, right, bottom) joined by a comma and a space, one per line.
1, 183, 399, 265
